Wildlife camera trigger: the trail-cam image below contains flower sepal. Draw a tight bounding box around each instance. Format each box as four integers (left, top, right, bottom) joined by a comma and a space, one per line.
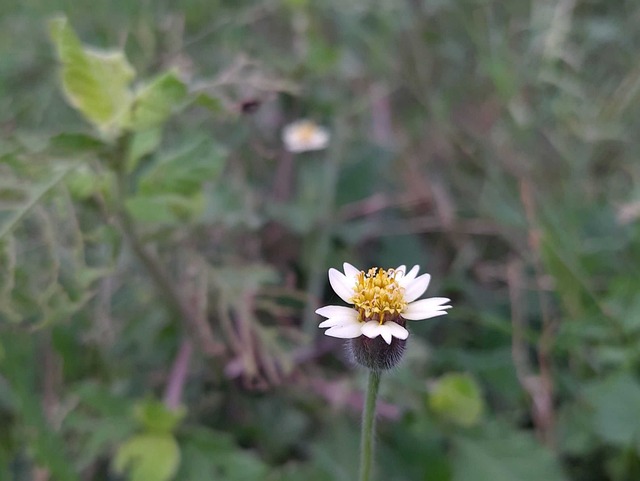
348, 334, 407, 371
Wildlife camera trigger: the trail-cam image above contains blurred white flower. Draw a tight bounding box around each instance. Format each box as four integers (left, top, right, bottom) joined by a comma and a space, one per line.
617, 200, 640, 225
316, 263, 451, 345
282, 119, 329, 153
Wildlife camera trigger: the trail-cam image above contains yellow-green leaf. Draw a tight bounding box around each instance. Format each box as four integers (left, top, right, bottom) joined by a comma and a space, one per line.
134, 399, 186, 434
126, 128, 162, 173
129, 72, 188, 131
48, 16, 134, 136
429, 372, 485, 427
113, 434, 180, 481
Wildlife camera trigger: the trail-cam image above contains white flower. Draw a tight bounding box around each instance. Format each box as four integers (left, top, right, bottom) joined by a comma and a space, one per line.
282, 119, 329, 153
316, 263, 451, 345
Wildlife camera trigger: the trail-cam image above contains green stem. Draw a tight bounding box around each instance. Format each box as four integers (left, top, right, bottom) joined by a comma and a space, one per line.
110, 139, 197, 410
116, 180, 180, 313
302, 117, 345, 336
359, 369, 382, 481
111, 141, 192, 327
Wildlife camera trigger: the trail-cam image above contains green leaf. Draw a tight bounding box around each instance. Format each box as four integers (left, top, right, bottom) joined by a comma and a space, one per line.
129, 72, 188, 131
452, 424, 567, 481
48, 16, 134, 136
581, 373, 640, 446
65, 165, 100, 200
65, 384, 136, 471
429, 373, 485, 427
113, 433, 180, 481
1, 334, 80, 481
556, 401, 598, 456
49, 132, 107, 155
176, 427, 269, 481
134, 399, 186, 434
125, 193, 205, 223
193, 92, 223, 112
138, 138, 225, 196
0, 164, 75, 240
126, 128, 162, 173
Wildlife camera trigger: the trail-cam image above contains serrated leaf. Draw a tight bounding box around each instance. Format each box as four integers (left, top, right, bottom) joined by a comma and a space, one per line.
0, 164, 74, 240
49, 16, 134, 136
113, 433, 180, 481
64, 383, 135, 469
138, 138, 225, 196
429, 372, 485, 427
130, 72, 188, 131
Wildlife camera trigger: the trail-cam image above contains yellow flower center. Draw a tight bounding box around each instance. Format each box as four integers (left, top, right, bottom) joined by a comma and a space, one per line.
350, 267, 407, 324
294, 121, 318, 143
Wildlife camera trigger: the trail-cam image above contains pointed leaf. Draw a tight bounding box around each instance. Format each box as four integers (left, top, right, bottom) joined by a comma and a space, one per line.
126, 127, 162, 173
130, 72, 188, 131
49, 16, 134, 135
138, 138, 225, 196
49, 132, 107, 155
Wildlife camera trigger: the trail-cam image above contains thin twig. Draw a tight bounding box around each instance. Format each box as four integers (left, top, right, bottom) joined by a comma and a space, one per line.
163, 339, 193, 411
114, 158, 196, 336
519, 179, 556, 447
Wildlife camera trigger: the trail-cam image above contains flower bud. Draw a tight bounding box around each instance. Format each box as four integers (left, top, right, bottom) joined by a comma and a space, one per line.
348, 335, 407, 370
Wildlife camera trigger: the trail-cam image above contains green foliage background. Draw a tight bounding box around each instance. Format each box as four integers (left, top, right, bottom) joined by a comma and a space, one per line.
1, 0, 640, 480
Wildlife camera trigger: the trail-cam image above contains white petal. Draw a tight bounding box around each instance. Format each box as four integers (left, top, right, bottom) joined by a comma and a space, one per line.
379, 327, 393, 344
397, 265, 420, 287
385, 321, 409, 340
342, 262, 361, 281
406, 264, 420, 279
328, 268, 355, 304
409, 297, 452, 310
315, 305, 357, 319
360, 321, 403, 345
403, 273, 431, 302
361, 320, 383, 339
319, 316, 359, 328
395, 265, 407, 276
401, 297, 452, 320
324, 323, 362, 339
282, 120, 330, 153
420, 297, 451, 307
318, 310, 359, 328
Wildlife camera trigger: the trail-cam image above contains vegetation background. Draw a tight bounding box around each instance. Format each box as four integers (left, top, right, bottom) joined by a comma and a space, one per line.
1, 0, 640, 480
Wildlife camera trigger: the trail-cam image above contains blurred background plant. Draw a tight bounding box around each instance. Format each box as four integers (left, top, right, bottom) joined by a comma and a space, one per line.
1, 0, 640, 480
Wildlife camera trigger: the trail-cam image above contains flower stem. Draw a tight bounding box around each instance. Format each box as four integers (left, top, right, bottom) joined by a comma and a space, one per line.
302, 117, 345, 336
359, 369, 382, 481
